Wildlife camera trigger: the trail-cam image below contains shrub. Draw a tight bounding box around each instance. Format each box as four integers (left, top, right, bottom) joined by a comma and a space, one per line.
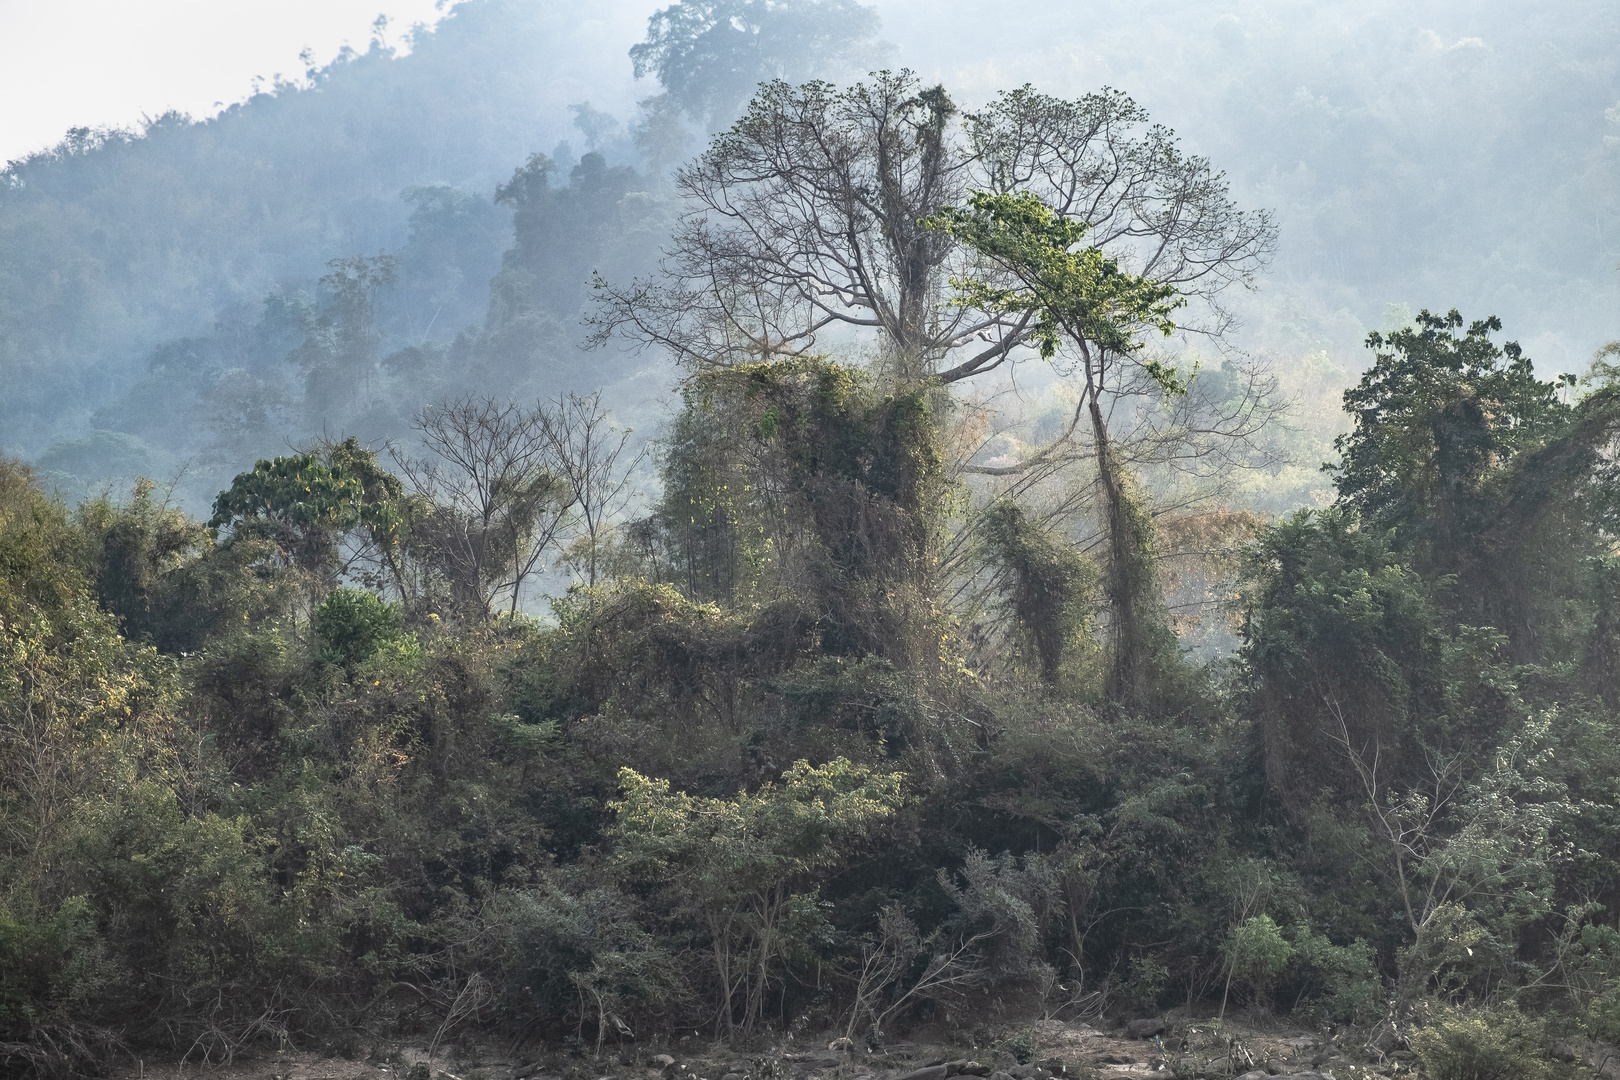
487, 879, 679, 1041
0, 895, 102, 1034
1410, 1004, 1553, 1080
1222, 915, 1293, 1009
315, 587, 405, 667
1124, 956, 1169, 1012
1287, 924, 1381, 1025
611, 757, 906, 1035
1000, 1030, 1036, 1064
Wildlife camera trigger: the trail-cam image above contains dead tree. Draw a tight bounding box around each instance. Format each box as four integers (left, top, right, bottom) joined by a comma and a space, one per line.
544, 391, 645, 589
397, 397, 574, 616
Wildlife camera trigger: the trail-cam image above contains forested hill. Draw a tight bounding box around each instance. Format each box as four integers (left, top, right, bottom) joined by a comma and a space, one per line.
0, 0, 667, 487
4, 0, 1617, 514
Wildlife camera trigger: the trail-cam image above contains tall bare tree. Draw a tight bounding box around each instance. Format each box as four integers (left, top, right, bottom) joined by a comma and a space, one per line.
396, 397, 573, 617
588, 73, 1274, 389
590, 74, 1279, 691
545, 391, 644, 589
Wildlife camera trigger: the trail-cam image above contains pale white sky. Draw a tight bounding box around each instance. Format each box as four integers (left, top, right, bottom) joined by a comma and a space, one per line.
0, 0, 450, 165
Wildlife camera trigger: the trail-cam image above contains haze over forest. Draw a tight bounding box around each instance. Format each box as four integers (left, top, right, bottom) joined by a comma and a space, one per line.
8, 4, 1620, 1077
5, 0, 1617, 514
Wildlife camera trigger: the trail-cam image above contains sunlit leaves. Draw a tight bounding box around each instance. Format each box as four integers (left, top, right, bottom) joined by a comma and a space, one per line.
926, 190, 1183, 385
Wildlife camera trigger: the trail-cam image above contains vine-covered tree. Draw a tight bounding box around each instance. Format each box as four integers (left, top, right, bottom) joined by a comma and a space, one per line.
592, 74, 1277, 701
590, 75, 1274, 388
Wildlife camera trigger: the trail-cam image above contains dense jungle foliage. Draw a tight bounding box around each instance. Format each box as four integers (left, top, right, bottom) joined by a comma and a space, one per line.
6, 299, 1620, 1075
4, 3, 1620, 1078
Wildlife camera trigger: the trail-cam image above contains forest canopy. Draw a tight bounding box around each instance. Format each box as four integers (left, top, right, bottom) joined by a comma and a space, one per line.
7, 288, 1620, 1074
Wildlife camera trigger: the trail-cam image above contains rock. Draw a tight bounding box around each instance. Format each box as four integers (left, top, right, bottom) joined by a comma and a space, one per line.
721, 1073, 744, 1080
893, 1067, 949, 1080
988, 1072, 1013, 1080
1236, 1072, 1268, 1080
1125, 1018, 1165, 1039
945, 1063, 989, 1078
652, 1058, 677, 1071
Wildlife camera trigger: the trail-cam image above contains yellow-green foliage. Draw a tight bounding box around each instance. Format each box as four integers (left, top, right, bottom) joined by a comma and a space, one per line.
612, 757, 907, 880
1410, 1005, 1554, 1080
1223, 914, 1293, 1006
612, 758, 906, 1033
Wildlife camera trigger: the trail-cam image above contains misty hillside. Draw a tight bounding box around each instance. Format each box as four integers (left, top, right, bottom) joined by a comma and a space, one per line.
3, 0, 1616, 511
0, 0, 664, 486
890, 0, 1620, 364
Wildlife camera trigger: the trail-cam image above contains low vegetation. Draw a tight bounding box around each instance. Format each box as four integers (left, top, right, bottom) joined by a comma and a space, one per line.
3, 303, 1620, 1078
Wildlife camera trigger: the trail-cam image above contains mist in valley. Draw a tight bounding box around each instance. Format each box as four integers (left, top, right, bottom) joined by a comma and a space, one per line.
5, 0, 1615, 521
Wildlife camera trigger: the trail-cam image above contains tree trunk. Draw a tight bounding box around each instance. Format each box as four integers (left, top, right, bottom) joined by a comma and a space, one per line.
1089, 397, 1160, 710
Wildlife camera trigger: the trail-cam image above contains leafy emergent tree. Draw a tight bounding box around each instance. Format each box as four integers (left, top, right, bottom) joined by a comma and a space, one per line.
1330, 309, 1620, 657
630, 94, 693, 177
928, 191, 1189, 704
209, 437, 401, 593
1334, 310, 1574, 570
288, 254, 397, 417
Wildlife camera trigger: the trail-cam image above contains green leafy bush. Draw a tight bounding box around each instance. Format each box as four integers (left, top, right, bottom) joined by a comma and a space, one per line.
1286, 924, 1380, 1024
1410, 1004, 1553, 1080
0, 896, 102, 1032
612, 757, 906, 1035
1223, 915, 1293, 1009
315, 586, 406, 667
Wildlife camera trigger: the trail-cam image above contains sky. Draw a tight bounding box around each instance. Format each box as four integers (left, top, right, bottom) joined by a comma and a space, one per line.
0, 0, 450, 165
